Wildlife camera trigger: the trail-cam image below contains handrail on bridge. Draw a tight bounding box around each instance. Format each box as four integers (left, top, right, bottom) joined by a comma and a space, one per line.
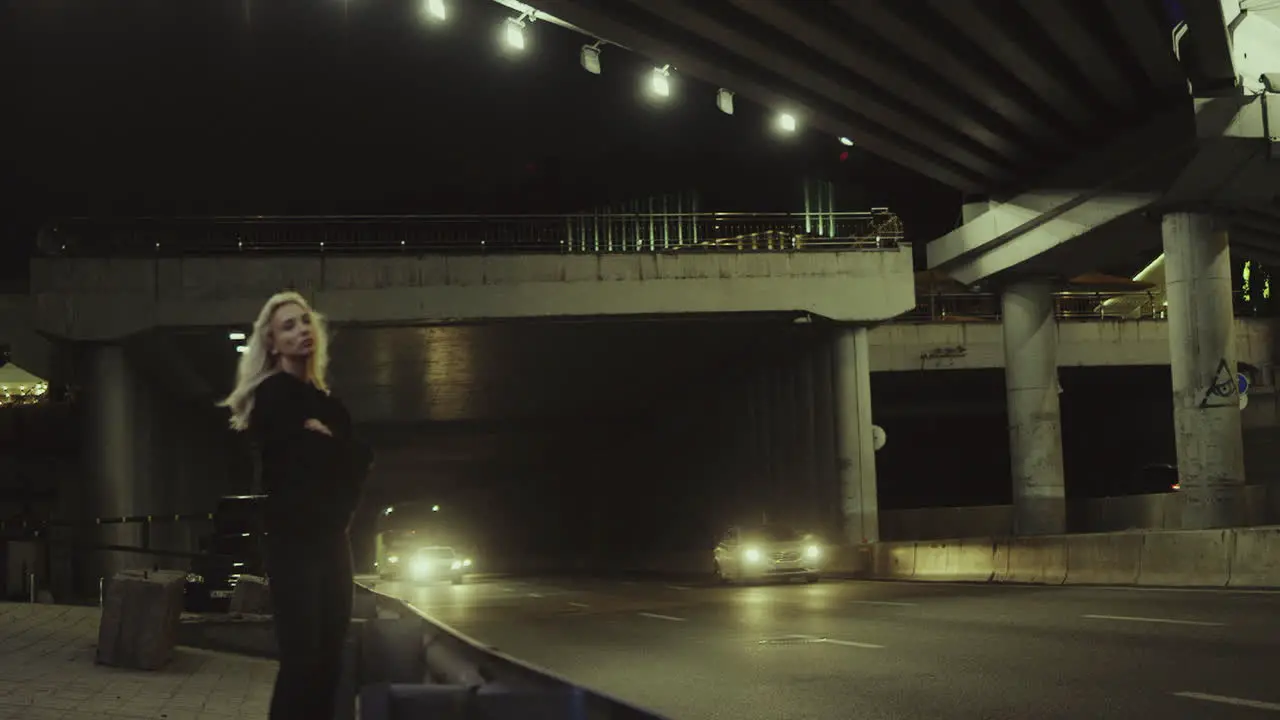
37, 210, 904, 256
906, 290, 1258, 323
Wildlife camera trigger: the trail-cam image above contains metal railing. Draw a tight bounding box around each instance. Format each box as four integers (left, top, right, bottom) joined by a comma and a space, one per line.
900, 290, 1259, 322
36, 210, 904, 257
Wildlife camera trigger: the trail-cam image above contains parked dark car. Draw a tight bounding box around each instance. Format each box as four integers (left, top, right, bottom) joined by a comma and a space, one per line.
184, 495, 267, 612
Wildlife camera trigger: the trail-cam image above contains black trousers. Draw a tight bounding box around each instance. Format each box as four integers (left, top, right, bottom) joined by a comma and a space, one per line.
266, 529, 353, 720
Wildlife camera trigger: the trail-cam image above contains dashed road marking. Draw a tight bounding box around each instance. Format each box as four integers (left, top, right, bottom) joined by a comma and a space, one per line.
849, 600, 917, 607
528, 593, 544, 598
567, 601, 590, 608
1173, 692, 1280, 711
666, 585, 691, 591
1082, 614, 1224, 627
638, 612, 686, 622
818, 637, 885, 649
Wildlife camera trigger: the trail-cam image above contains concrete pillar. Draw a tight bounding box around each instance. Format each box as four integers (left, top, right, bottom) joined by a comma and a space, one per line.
833, 326, 878, 544
83, 344, 149, 586
1162, 212, 1246, 528
796, 349, 819, 531
1001, 279, 1067, 535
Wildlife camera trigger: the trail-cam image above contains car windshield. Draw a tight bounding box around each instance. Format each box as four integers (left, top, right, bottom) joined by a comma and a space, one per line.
742, 525, 802, 542
420, 548, 456, 559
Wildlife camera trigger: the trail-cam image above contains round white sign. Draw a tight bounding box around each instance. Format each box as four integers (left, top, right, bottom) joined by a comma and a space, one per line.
872, 425, 887, 451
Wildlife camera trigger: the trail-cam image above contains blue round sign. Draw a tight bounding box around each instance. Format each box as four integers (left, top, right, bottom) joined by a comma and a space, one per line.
1238, 373, 1250, 396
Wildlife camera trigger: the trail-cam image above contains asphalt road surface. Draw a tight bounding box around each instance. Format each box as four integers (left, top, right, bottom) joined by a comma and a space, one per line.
369, 573, 1280, 719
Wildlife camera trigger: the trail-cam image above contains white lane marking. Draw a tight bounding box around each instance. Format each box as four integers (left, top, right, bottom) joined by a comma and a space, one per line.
1082, 614, 1224, 627
871, 578, 1280, 596
567, 601, 590, 608
1173, 692, 1280, 711
501, 587, 514, 592
850, 600, 917, 607
638, 612, 686, 622
819, 637, 885, 649
791, 634, 884, 649
666, 585, 691, 591
528, 593, 544, 598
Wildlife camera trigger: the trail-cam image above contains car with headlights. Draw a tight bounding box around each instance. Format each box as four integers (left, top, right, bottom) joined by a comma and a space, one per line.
395, 546, 472, 585
713, 524, 824, 584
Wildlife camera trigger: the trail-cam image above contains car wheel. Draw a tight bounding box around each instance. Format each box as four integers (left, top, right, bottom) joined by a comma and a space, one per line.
714, 561, 732, 585
805, 574, 820, 584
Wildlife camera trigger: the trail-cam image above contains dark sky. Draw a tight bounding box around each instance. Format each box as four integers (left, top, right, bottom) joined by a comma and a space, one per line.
2, 0, 959, 262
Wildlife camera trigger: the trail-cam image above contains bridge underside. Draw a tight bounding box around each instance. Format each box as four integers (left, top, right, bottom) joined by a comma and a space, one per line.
537, 0, 1188, 193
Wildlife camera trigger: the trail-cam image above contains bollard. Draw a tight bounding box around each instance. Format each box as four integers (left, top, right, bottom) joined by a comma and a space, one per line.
99, 577, 105, 608
28, 573, 35, 603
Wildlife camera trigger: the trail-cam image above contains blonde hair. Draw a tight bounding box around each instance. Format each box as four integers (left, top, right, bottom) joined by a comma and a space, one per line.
218, 291, 331, 431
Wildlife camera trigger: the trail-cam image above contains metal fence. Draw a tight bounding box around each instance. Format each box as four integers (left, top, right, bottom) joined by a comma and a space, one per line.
900, 290, 1256, 322
36, 210, 904, 257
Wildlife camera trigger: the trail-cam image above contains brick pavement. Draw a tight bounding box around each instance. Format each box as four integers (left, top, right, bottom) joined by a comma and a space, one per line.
0, 602, 276, 719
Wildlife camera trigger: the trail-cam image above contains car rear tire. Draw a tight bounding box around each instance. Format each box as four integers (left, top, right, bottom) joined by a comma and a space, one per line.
805, 574, 820, 584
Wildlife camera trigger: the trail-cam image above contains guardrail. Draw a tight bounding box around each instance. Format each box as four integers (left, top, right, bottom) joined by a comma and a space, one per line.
36, 210, 904, 256
352, 581, 665, 719
901, 290, 1258, 322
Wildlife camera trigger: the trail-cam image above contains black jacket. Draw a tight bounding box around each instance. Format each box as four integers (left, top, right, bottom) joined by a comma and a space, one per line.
250, 372, 373, 537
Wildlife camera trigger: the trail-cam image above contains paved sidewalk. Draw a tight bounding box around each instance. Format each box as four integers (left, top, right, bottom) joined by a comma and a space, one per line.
0, 602, 276, 719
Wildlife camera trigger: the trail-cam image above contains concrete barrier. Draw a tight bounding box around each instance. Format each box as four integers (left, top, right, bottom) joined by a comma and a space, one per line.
1137, 529, 1233, 587
912, 538, 997, 582
998, 536, 1068, 585
871, 541, 916, 579
1229, 526, 1280, 587
1063, 532, 1144, 586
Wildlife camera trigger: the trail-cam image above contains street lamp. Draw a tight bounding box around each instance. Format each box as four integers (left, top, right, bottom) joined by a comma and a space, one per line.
425, 0, 446, 21
580, 43, 602, 74
777, 112, 797, 133
504, 17, 526, 51
650, 65, 671, 98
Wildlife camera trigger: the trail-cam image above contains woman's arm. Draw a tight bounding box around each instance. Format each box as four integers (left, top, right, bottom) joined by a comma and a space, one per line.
253, 375, 332, 448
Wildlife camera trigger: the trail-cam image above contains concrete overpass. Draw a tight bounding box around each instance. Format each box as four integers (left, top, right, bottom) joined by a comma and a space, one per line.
518, 0, 1280, 534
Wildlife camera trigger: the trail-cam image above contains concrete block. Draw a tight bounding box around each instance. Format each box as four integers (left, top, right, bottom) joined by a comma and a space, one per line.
353, 587, 378, 620
1229, 526, 1280, 587
1136, 529, 1233, 587
228, 575, 271, 615
1064, 532, 1144, 585
870, 541, 915, 579
360, 617, 427, 685
912, 540, 951, 580
96, 569, 187, 670
1001, 536, 1068, 585
946, 538, 999, 582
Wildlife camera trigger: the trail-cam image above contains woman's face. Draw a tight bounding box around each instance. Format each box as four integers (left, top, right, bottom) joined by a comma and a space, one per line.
268, 302, 315, 360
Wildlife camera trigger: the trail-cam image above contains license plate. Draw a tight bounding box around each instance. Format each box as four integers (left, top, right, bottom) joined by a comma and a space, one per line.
210, 590, 234, 599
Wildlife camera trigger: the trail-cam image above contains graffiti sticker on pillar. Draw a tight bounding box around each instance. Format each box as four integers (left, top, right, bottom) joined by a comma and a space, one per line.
1199, 358, 1239, 408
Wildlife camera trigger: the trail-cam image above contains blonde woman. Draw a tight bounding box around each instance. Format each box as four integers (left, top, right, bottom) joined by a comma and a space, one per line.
220, 291, 373, 720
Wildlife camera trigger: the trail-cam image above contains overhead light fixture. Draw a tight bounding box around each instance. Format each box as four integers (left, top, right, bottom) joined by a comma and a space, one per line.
838, 136, 853, 146
235, 345, 248, 354
228, 331, 246, 341
504, 16, 526, 50
650, 65, 671, 98
425, 0, 446, 21
716, 88, 734, 115
580, 43, 601, 74
777, 112, 797, 133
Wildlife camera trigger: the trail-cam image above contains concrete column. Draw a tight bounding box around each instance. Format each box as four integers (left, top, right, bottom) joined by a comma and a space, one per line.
1162, 212, 1246, 528
961, 195, 991, 224
1001, 279, 1067, 535
83, 344, 148, 586
833, 326, 878, 544
796, 349, 819, 531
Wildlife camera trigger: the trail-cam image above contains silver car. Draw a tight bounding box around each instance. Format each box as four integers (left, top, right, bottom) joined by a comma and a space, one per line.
713, 525, 824, 584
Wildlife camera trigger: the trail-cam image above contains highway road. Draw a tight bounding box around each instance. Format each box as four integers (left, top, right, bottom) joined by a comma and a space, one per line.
370, 574, 1280, 719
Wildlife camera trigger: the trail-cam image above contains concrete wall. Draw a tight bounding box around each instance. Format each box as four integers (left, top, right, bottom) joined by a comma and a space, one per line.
871, 317, 1275, 373
29, 249, 916, 339
880, 486, 1277, 541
